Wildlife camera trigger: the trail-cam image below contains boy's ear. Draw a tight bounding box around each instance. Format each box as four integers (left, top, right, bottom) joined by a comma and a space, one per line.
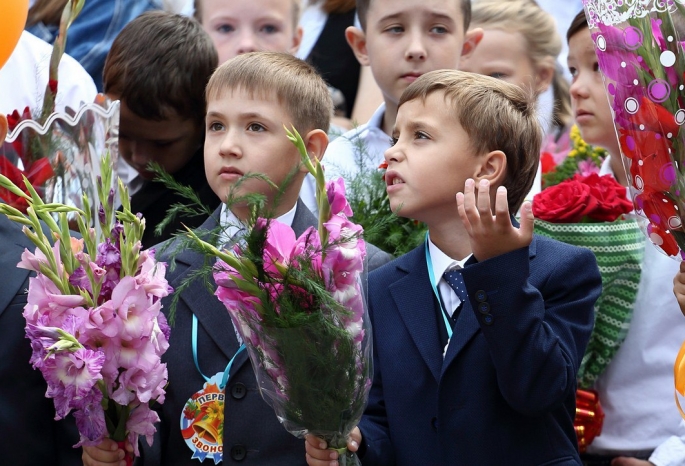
345, 26, 370, 66
474, 150, 507, 184
459, 28, 484, 62
535, 57, 555, 94
301, 129, 329, 173
290, 26, 304, 55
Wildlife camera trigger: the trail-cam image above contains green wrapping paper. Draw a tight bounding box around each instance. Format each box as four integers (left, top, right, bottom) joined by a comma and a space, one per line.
534, 218, 644, 388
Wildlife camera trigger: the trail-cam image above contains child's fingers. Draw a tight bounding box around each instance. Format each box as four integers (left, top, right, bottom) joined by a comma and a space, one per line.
517, 201, 535, 241
305, 435, 339, 464
456, 192, 473, 235
493, 186, 510, 229
460, 178, 480, 227
476, 179, 493, 224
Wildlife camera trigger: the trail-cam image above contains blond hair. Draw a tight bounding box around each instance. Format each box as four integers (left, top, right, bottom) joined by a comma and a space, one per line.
471, 0, 572, 130
194, 0, 301, 29
400, 69, 541, 213
206, 52, 332, 133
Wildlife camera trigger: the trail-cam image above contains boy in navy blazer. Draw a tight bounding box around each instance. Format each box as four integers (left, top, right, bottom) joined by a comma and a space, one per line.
83, 53, 391, 466
306, 70, 602, 465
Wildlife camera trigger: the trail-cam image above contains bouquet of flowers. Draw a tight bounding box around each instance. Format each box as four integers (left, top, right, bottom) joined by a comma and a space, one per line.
533, 171, 642, 451
542, 125, 608, 188
581, 0, 685, 258
0, 0, 120, 224
0, 153, 171, 464
187, 128, 371, 465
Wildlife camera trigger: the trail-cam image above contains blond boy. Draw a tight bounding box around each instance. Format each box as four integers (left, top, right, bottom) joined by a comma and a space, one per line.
194, 0, 302, 64
306, 70, 601, 465
299, 0, 482, 215
83, 52, 390, 466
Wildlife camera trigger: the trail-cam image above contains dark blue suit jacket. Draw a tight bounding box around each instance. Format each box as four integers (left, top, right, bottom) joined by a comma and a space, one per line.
359, 235, 601, 466
144, 201, 391, 465
0, 213, 81, 465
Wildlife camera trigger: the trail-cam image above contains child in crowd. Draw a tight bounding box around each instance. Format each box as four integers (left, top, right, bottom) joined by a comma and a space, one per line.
299, 0, 483, 215
82, 51, 391, 466
306, 70, 602, 465
459, 0, 573, 201
193, 0, 302, 64
566, 11, 685, 465
102, 11, 221, 248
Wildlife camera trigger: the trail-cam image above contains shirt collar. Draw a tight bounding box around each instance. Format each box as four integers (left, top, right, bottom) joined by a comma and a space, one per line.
218, 202, 298, 245
367, 103, 386, 131
428, 236, 472, 283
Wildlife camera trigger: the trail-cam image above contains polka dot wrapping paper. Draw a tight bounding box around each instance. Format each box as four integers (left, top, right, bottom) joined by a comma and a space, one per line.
582, 0, 685, 260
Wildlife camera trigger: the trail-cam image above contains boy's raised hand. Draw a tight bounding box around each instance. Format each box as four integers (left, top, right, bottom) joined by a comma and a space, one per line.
456, 178, 534, 262
304, 428, 361, 466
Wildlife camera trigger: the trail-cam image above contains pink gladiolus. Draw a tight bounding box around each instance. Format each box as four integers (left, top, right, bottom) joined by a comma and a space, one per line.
327, 177, 353, 217
111, 276, 156, 341
73, 393, 106, 446
126, 403, 160, 456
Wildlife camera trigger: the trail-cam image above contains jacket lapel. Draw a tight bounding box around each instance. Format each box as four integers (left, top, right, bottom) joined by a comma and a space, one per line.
0, 215, 32, 317
441, 236, 538, 375
171, 208, 244, 363
389, 247, 443, 382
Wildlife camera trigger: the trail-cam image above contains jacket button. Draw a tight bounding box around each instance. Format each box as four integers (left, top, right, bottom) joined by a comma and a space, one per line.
231, 382, 247, 400
431, 417, 438, 431
230, 444, 247, 461
475, 290, 487, 302
483, 314, 494, 326
478, 302, 490, 315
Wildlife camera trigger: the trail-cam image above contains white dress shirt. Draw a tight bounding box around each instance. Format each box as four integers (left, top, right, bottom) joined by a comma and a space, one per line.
587, 156, 685, 466
428, 238, 472, 318
300, 103, 389, 216
218, 202, 297, 247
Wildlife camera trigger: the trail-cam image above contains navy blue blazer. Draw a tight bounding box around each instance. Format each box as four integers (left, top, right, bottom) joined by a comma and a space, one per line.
145, 201, 391, 465
0, 213, 81, 465
359, 235, 601, 466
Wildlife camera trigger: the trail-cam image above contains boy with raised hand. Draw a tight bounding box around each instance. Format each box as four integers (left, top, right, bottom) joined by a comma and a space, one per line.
299, 0, 483, 215
306, 70, 602, 465
193, 0, 302, 64
103, 11, 221, 248
83, 52, 391, 466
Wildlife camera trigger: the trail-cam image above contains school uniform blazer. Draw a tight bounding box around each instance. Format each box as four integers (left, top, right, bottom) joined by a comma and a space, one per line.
0, 213, 81, 465
359, 235, 601, 466
144, 201, 391, 466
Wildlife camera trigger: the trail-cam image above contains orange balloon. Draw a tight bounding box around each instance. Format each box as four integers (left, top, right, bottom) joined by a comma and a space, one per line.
0, 0, 29, 70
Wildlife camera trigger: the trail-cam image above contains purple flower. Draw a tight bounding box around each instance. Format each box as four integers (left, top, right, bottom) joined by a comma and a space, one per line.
111, 276, 155, 341
97, 238, 121, 269
72, 391, 106, 446
126, 403, 160, 456
326, 177, 353, 217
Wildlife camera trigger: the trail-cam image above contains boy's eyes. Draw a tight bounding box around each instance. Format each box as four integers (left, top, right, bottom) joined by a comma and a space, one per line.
385, 25, 404, 34
390, 136, 398, 146
593, 61, 600, 72
216, 24, 235, 34
247, 123, 266, 132
260, 24, 280, 34
430, 26, 448, 34
208, 122, 224, 132
568, 66, 578, 78
489, 72, 508, 80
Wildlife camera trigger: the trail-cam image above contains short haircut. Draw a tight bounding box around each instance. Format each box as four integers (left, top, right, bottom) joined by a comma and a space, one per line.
356, 0, 471, 32
103, 11, 218, 124
399, 70, 541, 213
206, 52, 332, 133
194, 0, 301, 30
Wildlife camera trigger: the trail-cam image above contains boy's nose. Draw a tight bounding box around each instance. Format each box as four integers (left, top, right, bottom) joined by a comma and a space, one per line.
219, 134, 243, 158
569, 76, 588, 100
405, 33, 427, 61
236, 32, 258, 54
384, 143, 403, 163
